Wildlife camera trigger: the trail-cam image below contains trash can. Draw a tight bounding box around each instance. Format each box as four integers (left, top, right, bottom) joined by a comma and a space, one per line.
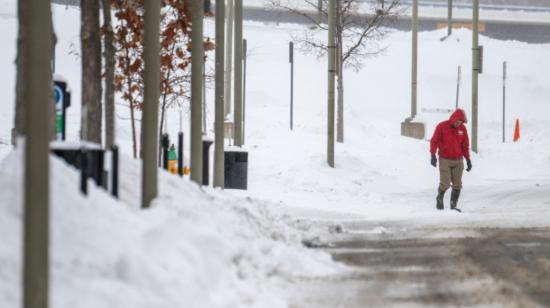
224, 150, 248, 190
50, 142, 106, 189
202, 139, 213, 186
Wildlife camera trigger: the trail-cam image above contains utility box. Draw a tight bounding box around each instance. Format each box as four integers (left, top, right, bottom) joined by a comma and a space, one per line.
401, 119, 425, 140
224, 149, 248, 190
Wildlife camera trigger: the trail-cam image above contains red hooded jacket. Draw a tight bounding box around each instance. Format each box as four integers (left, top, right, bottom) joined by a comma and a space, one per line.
430, 109, 471, 161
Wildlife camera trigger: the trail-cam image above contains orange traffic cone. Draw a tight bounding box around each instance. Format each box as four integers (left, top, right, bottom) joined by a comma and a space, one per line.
513, 119, 520, 142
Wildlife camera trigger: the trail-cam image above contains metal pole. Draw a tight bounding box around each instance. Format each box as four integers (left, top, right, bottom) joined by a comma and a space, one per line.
214, 0, 225, 188
289, 41, 294, 131
327, 0, 336, 167
243, 38, 247, 144
23, 0, 52, 306
411, 0, 418, 118
224, 0, 234, 118
503, 61, 507, 143
447, 0, 452, 37
142, 0, 161, 209
162, 134, 169, 170
80, 150, 88, 195
234, 0, 243, 146
177, 132, 184, 177
111, 145, 119, 197
455, 65, 461, 109
203, 61, 206, 133
472, 0, 479, 153
191, 0, 205, 184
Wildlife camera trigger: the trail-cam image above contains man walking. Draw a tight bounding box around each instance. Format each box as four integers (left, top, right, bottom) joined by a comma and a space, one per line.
430, 108, 472, 211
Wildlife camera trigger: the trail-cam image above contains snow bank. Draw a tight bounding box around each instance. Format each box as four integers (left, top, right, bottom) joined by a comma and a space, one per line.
0, 147, 342, 308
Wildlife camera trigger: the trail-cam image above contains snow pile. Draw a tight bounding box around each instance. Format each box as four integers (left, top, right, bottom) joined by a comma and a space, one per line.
0, 147, 342, 308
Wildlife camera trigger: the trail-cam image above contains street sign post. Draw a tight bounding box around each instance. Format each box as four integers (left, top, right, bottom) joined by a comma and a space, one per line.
53, 78, 71, 141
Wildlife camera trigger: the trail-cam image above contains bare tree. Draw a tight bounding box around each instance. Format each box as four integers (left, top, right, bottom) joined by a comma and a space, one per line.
102, 0, 116, 148
81, 0, 103, 144
269, 0, 401, 142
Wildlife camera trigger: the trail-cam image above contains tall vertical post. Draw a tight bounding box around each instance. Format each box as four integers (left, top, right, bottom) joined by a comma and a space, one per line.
111, 145, 119, 198
411, 0, 418, 118
214, 0, 225, 188
243, 38, 247, 144
234, 0, 243, 146
142, 0, 161, 209
447, 0, 453, 37
289, 41, 294, 130
455, 65, 461, 109
23, 0, 52, 307
327, 0, 336, 167
502, 61, 507, 143
191, 0, 204, 184
224, 0, 234, 117
472, 0, 479, 153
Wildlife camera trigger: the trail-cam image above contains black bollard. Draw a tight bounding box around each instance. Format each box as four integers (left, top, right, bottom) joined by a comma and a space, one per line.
80, 149, 88, 195
162, 133, 169, 170
111, 145, 119, 198
177, 132, 183, 177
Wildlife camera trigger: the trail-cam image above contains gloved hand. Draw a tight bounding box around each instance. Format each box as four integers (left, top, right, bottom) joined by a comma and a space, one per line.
466, 159, 472, 172
431, 155, 437, 167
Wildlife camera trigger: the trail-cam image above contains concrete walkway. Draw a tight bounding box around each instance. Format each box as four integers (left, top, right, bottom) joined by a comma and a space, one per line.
287, 222, 550, 307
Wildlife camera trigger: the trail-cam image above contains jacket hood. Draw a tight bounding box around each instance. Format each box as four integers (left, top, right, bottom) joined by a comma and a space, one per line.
449, 108, 467, 124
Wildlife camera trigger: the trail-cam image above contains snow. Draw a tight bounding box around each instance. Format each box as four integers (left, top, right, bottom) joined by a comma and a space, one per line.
1, 0, 550, 307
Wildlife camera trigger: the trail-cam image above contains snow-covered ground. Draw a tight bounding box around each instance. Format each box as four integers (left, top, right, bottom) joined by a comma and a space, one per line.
1, 0, 550, 307
233, 20, 550, 229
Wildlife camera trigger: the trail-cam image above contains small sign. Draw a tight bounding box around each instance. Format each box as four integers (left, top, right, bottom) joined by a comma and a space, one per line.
54, 84, 64, 139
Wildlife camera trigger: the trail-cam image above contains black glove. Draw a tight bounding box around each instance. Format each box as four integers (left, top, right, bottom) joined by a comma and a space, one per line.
466, 159, 472, 172
430, 155, 437, 167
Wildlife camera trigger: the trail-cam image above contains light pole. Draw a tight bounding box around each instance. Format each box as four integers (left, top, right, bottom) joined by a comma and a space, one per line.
191, 0, 205, 184
214, 0, 225, 188
142, 0, 161, 208
411, 0, 418, 118
472, 0, 479, 153
23, 0, 52, 307
234, 0, 244, 146
447, 0, 453, 36
224, 0, 234, 117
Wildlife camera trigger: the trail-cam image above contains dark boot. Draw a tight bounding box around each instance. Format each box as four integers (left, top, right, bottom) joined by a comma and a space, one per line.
450, 188, 461, 209
436, 188, 446, 210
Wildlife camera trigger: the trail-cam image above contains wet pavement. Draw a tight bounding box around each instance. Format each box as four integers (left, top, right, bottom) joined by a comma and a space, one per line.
288, 223, 550, 307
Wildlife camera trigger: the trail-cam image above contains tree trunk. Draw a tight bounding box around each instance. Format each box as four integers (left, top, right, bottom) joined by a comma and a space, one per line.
13, 0, 25, 145
336, 5, 344, 143
102, 0, 116, 148
337, 47, 344, 143
81, 0, 103, 144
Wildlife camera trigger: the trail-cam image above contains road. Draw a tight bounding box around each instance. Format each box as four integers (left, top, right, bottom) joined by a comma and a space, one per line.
286, 223, 550, 307
366, 0, 550, 11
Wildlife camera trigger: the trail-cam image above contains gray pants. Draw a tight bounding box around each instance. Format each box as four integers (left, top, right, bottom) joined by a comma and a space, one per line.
439, 158, 464, 191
